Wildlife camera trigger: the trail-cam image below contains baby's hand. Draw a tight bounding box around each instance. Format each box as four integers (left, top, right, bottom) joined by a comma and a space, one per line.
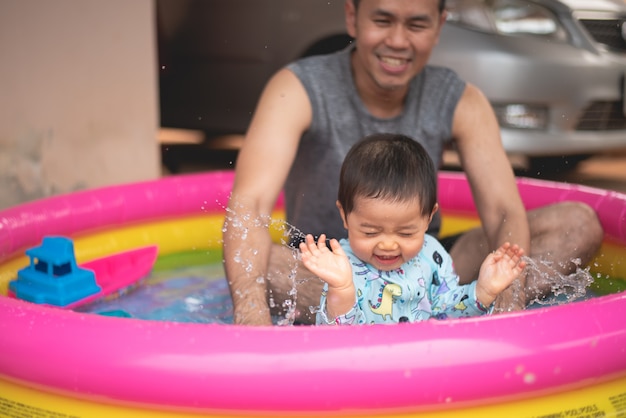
299, 234, 353, 290
476, 242, 526, 307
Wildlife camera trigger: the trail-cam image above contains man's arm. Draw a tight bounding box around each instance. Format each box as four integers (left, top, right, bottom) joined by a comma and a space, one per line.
223, 68, 312, 325
451, 84, 531, 285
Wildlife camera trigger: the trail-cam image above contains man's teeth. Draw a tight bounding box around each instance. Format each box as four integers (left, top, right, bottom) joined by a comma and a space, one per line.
381, 57, 405, 66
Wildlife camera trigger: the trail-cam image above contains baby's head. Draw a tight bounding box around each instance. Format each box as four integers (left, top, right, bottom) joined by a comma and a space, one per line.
338, 133, 437, 217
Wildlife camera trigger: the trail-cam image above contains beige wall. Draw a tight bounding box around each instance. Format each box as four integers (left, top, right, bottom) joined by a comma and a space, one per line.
0, 0, 159, 210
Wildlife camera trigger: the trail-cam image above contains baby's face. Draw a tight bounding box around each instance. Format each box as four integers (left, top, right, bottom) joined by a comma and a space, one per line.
341, 196, 432, 271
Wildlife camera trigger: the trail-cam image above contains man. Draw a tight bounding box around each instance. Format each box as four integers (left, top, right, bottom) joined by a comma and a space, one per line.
222, 0, 603, 326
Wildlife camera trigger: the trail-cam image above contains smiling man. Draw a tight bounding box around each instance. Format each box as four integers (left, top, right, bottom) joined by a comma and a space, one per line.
222, 0, 603, 326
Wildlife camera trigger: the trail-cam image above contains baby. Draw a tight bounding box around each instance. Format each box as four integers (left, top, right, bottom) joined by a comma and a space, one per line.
299, 133, 526, 325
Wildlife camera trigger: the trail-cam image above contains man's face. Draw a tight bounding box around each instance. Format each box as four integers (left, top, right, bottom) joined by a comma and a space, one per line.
346, 0, 446, 93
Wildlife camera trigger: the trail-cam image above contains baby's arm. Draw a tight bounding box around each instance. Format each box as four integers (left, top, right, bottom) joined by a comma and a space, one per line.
475, 242, 526, 307
299, 234, 356, 320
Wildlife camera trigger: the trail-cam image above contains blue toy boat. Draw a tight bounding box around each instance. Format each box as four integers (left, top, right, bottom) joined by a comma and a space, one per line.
9, 236, 158, 309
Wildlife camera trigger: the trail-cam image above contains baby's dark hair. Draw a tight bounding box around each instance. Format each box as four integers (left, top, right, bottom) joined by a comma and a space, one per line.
338, 133, 437, 217
352, 0, 446, 13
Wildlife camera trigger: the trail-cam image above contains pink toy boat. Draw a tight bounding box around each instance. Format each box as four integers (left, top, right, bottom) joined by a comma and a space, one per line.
8, 236, 158, 309
72, 245, 158, 308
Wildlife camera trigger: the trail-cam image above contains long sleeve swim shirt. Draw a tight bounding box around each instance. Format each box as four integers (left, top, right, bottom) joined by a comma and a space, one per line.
316, 235, 491, 325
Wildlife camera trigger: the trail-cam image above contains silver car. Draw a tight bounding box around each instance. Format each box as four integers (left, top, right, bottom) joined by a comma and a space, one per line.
158, 0, 626, 170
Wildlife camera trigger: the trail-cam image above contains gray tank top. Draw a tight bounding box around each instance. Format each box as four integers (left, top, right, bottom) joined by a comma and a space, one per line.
285, 46, 465, 243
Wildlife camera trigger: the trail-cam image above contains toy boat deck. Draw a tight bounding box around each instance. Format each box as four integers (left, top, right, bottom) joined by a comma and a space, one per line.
9, 236, 158, 309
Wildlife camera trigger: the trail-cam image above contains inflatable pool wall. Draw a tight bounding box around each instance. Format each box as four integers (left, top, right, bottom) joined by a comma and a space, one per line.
0, 171, 625, 417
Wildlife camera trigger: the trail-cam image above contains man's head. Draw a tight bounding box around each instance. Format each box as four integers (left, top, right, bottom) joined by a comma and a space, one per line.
337, 133, 438, 217
345, 0, 448, 94
352, 0, 446, 14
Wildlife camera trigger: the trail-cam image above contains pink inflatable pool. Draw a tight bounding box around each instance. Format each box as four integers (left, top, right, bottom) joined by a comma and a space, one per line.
0, 171, 625, 417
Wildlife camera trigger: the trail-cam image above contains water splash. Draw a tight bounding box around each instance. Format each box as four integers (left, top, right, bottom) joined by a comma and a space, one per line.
523, 256, 595, 308
272, 236, 307, 326
224, 200, 311, 325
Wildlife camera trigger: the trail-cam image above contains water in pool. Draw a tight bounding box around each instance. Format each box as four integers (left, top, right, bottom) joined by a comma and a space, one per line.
77, 250, 234, 324
75, 247, 606, 323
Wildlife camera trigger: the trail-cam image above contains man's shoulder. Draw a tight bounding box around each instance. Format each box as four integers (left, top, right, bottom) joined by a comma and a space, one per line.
288, 47, 348, 72
286, 48, 351, 99
413, 65, 467, 113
